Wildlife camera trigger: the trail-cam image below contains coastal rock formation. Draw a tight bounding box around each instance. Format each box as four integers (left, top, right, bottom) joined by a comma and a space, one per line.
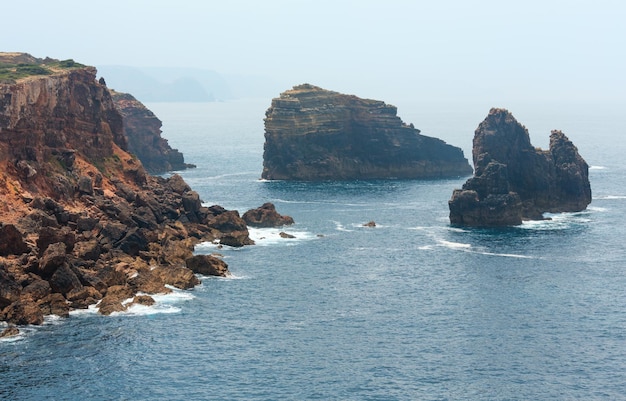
111, 91, 195, 174
0, 53, 253, 325
262, 84, 472, 180
242, 202, 295, 227
448, 108, 591, 226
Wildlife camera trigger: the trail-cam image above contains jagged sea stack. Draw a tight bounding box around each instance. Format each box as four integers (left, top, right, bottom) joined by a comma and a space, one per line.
262, 84, 472, 180
448, 108, 591, 226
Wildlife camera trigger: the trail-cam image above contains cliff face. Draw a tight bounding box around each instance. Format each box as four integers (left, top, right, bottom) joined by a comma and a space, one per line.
111, 91, 194, 174
262, 84, 472, 180
448, 108, 591, 226
0, 54, 252, 327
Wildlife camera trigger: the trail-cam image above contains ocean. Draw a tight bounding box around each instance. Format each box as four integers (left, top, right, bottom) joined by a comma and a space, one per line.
2, 98, 626, 400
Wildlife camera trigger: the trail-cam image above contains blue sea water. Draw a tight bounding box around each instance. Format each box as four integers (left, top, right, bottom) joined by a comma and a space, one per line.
2, 99, 626, 400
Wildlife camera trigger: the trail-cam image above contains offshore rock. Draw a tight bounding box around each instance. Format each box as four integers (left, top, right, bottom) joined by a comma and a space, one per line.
449, 108, 591, 226
242, 202, 294, 227
262, 84, 472, 180
111, 91, 195, 174
186, 254, 230, 277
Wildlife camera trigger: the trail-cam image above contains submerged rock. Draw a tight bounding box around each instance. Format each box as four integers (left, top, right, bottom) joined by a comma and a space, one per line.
448, 108, 591, 226
262, 84, 472, 180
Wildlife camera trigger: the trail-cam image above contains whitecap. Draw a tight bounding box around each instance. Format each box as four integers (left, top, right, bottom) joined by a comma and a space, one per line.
437, 239, 472, 249
589, 165, 606, 170
332, 220, 354, 232
587, 206, 608, 212
471, 251, 534, 259
596, 195, 626, 200
519, 212, 590, 231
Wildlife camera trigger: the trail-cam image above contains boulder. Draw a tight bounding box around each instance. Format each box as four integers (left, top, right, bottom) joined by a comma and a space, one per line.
242, 203, 295, 227
38, 293, 70, 317
208, 209, 254, 247
3, 299, 44, 325
152, 265, 200, 290
38, 242, 68, 276
0, 326, 20, 338
449, 108, 591, 226
49, 263, 83, 295
262, 84, 472, 180
130, 295, 155, 306
0, 268, 21, 309
186, 254, 230, 277
98, 285, 134, 315
0, 224, 30, 256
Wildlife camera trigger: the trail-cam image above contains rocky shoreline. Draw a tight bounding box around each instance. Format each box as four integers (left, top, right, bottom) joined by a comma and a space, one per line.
0, 53, 294, 336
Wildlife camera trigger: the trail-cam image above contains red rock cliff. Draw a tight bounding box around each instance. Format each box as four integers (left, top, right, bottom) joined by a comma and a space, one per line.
0, 54, 251, 329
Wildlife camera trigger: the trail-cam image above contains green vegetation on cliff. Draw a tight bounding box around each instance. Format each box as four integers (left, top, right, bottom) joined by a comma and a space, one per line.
0, 58, 86, 83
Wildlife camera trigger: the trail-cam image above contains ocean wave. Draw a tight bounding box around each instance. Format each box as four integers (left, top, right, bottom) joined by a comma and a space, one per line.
472, 251, 534, 259
589, 165, 607, 170
437, 239, 472, 249
332, 220, 354, 232
519, 212, 590, 231
595, 195, 626, 200
435, 238, 532, 258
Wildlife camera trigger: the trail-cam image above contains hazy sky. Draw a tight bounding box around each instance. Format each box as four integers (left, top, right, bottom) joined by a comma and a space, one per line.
3, 0, 625, 104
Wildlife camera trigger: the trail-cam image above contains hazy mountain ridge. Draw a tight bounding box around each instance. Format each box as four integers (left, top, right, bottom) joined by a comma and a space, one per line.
96, 65, 278, 102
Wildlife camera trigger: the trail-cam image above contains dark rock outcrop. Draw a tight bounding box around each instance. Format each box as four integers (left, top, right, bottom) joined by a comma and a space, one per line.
448, 108, 591, 226
186, 254, 230, 277
0, 53, 249, 325
242, 202, 294, 227
262, 84, 472, 180
111, 91, 195, 174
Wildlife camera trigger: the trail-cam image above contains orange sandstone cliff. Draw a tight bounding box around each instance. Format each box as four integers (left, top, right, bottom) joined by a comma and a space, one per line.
0, 53, 251, 329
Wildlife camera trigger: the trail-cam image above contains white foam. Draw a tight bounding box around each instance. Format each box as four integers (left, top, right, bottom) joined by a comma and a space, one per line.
589, 165, 607, 170
587, 206, 608, 212
437, 239, 472, 249
519, 212, 591, 231
596, 195, 626, 200
472, 251, 534, 259
332, 220, 354, 232
248, 227, 317, 246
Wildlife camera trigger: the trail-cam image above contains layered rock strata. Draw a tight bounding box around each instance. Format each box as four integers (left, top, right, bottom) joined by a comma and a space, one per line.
448, 108, 591, 226
262, 84, 472, 180
111, 91, 195, 174
0, 53, 252, 327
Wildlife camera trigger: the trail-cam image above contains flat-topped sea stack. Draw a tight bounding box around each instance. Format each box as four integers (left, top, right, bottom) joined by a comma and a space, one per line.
448, 108, 591, 226
262, 84, 472, 180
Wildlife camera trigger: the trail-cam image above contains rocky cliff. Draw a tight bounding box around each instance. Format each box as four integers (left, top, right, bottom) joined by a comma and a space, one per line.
0, 53, 253, 328
262, 84, 472, 180
448, 108, 592, 226
111, 91, 195, 174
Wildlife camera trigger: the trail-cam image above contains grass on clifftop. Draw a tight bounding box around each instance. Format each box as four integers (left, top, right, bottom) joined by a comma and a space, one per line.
0, 59, 86, 83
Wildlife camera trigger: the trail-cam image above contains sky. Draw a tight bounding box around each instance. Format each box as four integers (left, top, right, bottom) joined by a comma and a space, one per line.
2, 0, 625, 105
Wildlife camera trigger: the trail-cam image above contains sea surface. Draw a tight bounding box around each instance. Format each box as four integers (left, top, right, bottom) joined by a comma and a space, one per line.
2, 99, 626, 400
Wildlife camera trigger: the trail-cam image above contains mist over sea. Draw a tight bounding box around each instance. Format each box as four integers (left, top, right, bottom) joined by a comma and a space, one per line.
2, 99, 626, 400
